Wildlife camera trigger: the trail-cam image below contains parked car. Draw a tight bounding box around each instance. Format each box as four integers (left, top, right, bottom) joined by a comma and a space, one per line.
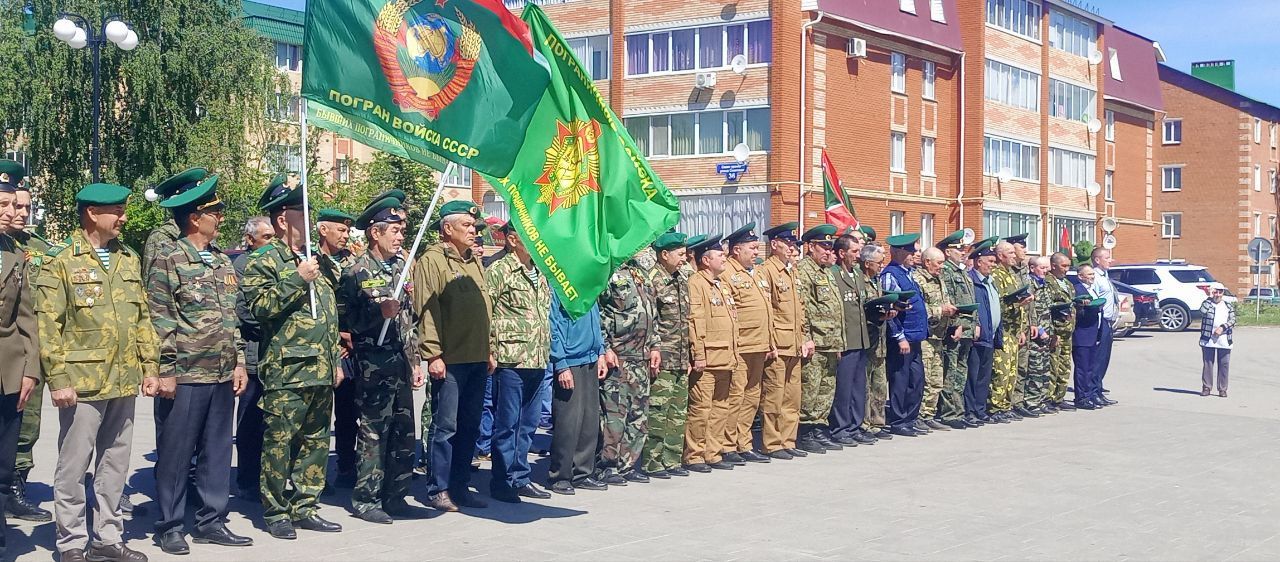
1108, 262, 1236, 332
1064, 274, 1157, 337
1113, 293, 1137, 338
1243, 287, 1280, 304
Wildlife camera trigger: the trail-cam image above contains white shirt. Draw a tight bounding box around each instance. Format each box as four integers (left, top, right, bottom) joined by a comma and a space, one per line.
1206, 301, 1232, 349
1092, 268, 1118, 321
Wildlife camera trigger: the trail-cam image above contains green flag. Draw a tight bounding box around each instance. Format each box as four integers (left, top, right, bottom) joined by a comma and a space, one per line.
301, 0, 550, 175
482, 4, 680, 318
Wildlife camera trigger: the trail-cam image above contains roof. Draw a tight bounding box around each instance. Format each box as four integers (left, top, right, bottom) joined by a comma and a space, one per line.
1103, 25, 1163, 112
242, 0, 304, 46
811, 0, 963, 54
1158, 64, 1280, 121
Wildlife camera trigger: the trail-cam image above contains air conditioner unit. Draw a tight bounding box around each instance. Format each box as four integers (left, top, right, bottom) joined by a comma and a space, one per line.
846, 37, 867, 58
695, 72, 717, 89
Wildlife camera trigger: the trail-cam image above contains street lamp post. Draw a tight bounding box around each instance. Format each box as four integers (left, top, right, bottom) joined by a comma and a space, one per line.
52, 14, 138, 183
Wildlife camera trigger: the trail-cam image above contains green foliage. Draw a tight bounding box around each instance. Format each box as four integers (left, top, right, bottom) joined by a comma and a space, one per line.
335, 152, 442, 253
1073, 240, 1095, 267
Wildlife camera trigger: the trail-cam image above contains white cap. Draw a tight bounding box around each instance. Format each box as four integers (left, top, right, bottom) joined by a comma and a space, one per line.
1207, 282, 1227, 291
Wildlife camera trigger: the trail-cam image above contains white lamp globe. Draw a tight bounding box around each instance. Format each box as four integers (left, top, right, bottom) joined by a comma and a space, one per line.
53, 18, 78, 42
68, 28, 87, 49
118, 30, 139, 51
105, 20, 129, 44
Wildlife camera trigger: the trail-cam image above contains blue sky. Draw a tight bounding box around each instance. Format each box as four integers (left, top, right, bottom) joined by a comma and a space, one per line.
258, 0, 1280, 103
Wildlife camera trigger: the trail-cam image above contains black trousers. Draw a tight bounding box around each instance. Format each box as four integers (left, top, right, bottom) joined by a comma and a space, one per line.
333, 355, 360, 474
885, 341, 924, 429
234, 343, 263, 491
426, 362, 488, 496
548, 363, 601, 485
828, 350, 868, 438
155, 382, 234, 534
0, 393, 20, 548
965, 345, 995, 419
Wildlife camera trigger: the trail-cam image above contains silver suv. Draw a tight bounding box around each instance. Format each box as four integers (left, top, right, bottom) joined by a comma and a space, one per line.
1108, 261, 1236, 332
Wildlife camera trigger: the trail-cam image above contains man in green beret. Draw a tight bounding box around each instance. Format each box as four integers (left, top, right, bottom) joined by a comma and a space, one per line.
145, 174, 253, 553
937, 231, 977, 429
0, 160, 52, 522
1021, 256, 1056, 416
643, 232, 693, 478
1043, 253, 1078, 411
795, 224, 842, 455
241, 177, 344, 538
827, 230, 875, 445
858, 242, 895, 440
36, 183, 158, 561
315, 207, 360, 490
409, 200, 494, 512
989, 241, 1030, 422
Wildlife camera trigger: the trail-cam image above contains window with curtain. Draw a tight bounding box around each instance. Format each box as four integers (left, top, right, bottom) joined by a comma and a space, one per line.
891, 132, 906, 172
651, 116, 670, 156
984, 210, 1041, 253
567, 35, 610, 80
922, 136, 936, 176
625, 116, 650, 156
1049, 8, 1096, 57
623, 108, 771, 157
672, 29, 695, 71
651, 32, 670, 73
890, 211, 905, 236
726, 24, 744, 60
1049, 79, 1096, 121
699, 111, 724, 154
985, 59, 1040, 111
921, 213, 935, 246
983, 135, 1039, 181
698, 26, 722, 68
986, 0, 1042, 40
624, 21, 771, 76
891, 52, 907, 93
923, 61, 936, 100
1048, 148, 1095, 189
677, 191, 771, 238
747, 20, 772, 63
626, 35, 649, 75
670, 113, 695, 156
1053, 216, 1095, 245
745, 108, 771, 151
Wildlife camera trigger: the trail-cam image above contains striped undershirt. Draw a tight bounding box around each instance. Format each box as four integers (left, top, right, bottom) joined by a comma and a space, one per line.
94, 247, 110, 270
198, 250, 214, 265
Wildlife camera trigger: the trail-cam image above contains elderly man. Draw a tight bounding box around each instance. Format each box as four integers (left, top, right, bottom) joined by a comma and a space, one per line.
1019, 256, 1056, 416
1043, 253, 1078, 412
314, 208, 360, 489
717, 223, 771, 465
1004, 234, 1034, 416
1089, 248, 1119, 406
643, 233, 693, 479
966, 241, 1002, 426
911, 247, 957, 432
829, 232, 876, 445
233, 215, 274, 499
937, 231, 976, 429
859, 242, 894, 439
988, 241, 1029, 422
683, 234, 737, 472
1072, 265, 1105, 410
598, 248, 658, 484
410, 201, 494, 511
759, 223, 809, 458
795, 225, 844, 455
880, 234, 928, 437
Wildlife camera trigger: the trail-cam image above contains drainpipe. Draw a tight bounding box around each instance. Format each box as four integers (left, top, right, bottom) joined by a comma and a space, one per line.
799, 11, 823, 227
957, 51, 966, 229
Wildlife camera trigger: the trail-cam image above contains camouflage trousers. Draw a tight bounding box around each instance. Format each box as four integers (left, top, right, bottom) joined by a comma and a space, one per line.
724, 352, 766, 453
599, 359, 650, 471
989, 338, 1019, 413
15, 377, 44, 476
1048, 332, 1073, 402
1011, 340, 1030, 408
260, 385, 333, 524
919, 339, 945, 419
417, 381, 433, 469
862, 355, 888, 429
799, 351, 838, 426
352, 350, 415, 514
642, 369, 687, 473
938, 338, 971, 421
1019, 339, 1052, 409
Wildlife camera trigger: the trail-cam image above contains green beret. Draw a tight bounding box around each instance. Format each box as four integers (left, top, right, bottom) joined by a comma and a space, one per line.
802, 224, 838, 244
886, 233, 920, 249
955, 302, 980, 314
148, 167, 208, 203
0, 159, 26, 192
652, 231, 689, 251
888, 290, 917, 303
684, 234, 709, 249
1083, 296, 1106, 308
1001, 284, 1031, 303
863, 294, 899, 314
76, 183, 132, 206
858, 225, 877, 241
936, 230, 967, 249
258, 173, 305, 212
372, 189, 407, 203
1050, 302, 1075, 313
317, 208, 356, 227
431, 199, 482, 229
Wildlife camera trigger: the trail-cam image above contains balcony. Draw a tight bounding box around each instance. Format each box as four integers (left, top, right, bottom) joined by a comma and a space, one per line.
503, 0, 580, 10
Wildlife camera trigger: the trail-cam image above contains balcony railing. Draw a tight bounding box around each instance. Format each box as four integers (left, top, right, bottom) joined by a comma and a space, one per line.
502, 0, 580, 11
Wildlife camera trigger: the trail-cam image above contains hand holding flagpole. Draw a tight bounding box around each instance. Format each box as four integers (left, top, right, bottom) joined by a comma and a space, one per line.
301, 103, 317, 319
375, 161, 455, 346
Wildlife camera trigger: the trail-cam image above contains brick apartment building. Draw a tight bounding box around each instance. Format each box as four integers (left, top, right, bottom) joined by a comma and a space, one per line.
1156, 61, 1280, 294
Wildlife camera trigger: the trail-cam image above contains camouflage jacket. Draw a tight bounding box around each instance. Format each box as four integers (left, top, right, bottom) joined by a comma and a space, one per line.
142, 220, 180, 281
647, 264, 691, 372
146, 238, 243, 384
1012, 263, 1036, 328
486, 253, 551, 369
11, 230, 50, 279
864, 270, 889, 359
1043, 273, 1077, 334
992, 264, 1026, 338
942, 259, 976, 336
410, 242, 491, 364
1030, 275, 1053, 341
241, 238, 340, 391
718, 258, 772, 353
600, 261, 658, 360
319, 247, 357, 294
911, 267, 952, 341
337, 250, 420, 362
35, 230, 159, 400
795, 257, 844, 352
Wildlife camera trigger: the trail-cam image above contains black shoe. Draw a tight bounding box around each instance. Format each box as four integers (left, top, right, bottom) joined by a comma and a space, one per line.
516, 483, 552, 499
356, 508, 394, 523
191, 524, 253, 547
668, 466, 690, 477
157, 531, 190, 555
852, 430, 878, 444
1098, 396, 1117, 406
707, 461, 734, 470
573, 477, 608, 491
1075, 399, 1099, 410
873, 428, 894, 440
490, 489, 522, 504
786, 447, 809, 457
912, 420, 932, 433
294, 514, 342, 533
647, 470, 671, 479
451, 490, 489, 508
797, 439, 827, 454
1041, 403, 1059, 414
1028, 406, 1048, 416
816, 435, 844, 451
597, 469, 627, 486
833, 435, 859, 446
741, 450, 771, 463
1015, 406, 1040, 418
1057, 401, 1078, 411
721, 452, 747, 466
925, 419, 950, 431
549, 481, 575, 495
622, 470, 650, 483
266, 519, 296, 540
890, 426, 919, 437
84, 542, 147, 562
767, 449, 794, 460
382, 499, 413, 516
8, 478, 52, 522
942, 419, 968, 430
59, 549, 87, 562
683, 463, 711, 473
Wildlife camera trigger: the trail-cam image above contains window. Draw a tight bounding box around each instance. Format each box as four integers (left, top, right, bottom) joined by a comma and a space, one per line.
1108, 48, 1122, 81
1271, 169, 1276, 194
929, 0, 946, 22
266, 94, 301, 122
625, 21, 771, 76
1170, 269, 1215, 283
984, 135, 1039, 181
1271, 124, 1278, 150
275, 42, 302, 71
1104, 110, 1115, 141
266, 144, 301, 173
336, 158, 350, 184
442, 165, 472, 188
567, 35, 611, 80
1255, 118, 1263, 144
890, 211, 905, 236
1254, 212, 1262, 237
1049, 79, 1097, 121
984, 59, 1040, 111
922, 61, 936, 100
1048, 8, 1096, 57
1271, 215, 1277, 239
1054, 216, 1096, 246
891, 132, 906, 172
623, 108, 771, 158
1049, 148, 1095, 189
921, 136, 936, 176
1161, 213, 1181, 238
3, 150, 28, 170
986, 0, 1042, 40
899, 0, 916, 14
891, 52, 907, 94
921, 213, 935, 247
1119, 268, 1161, 285
1163, 119, 1182, 144
1104, 170, 1114, 201
984, 210, 1041, 253
676, 191, 772, 238
1161, 166, 1182, 191
1255, 165, 1262, 192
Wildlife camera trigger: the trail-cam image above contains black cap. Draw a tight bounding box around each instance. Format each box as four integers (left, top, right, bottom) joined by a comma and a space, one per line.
724, 222, 758, 248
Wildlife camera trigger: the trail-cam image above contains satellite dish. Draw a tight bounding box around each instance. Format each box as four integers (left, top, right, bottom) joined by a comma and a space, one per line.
730, 54, 748, 75
997, 169, 1014, 183
732, 142, 751, 163
1102, 233, 1117, 249
1089, 49, 1104, 65
1086, 181, 1102, 197
961, 228, 976, 245
1100, 216, 1118, 233
1087, 118, 1103, 134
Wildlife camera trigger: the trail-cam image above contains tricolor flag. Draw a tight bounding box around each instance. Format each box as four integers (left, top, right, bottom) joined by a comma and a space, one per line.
822, 149, 859, 231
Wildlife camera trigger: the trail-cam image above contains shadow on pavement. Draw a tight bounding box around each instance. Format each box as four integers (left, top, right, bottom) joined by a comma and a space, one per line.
1153, 387, 1202, 396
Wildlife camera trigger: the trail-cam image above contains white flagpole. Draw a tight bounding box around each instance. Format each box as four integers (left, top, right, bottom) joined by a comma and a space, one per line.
301, 102, 317, 319
375, 160, 455, 346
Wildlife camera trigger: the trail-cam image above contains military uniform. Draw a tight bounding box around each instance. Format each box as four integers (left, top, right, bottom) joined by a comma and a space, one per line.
644, 249, 691, 475
989, 264, 1024, 415
598, 261, 658, 476
760, 249, 805, 455
1043, 273, 1077, 406
911, 265, 952, 422
796, 245, 844, 449
718, 224, 771, 458
9, 229, 48, 487
1022, 276, 1054, 411
317, 208, 361, 485
862, 271, 890, 432
1009, 261, 1034, 411
685, 235, 737, 468
939, 256, 975, 424
830, 258, 871, 442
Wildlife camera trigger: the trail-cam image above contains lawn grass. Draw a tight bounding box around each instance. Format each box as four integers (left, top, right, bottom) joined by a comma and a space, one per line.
1234, 303, 1280, 326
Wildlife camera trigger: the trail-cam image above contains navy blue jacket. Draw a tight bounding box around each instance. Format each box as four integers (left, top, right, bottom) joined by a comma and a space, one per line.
1072, 282, 1102, 347
880, 262, 928, 343
969, 268, 1004, 349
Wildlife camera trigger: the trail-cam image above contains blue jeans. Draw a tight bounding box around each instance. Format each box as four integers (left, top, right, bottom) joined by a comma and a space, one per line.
539, 367, 554, 426
476, 376, 494, 456
489, 368, 545, 493
426, 362, 488, 496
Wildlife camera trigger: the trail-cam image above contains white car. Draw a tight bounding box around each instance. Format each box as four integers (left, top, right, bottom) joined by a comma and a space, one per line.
1108, 262, 1236, 332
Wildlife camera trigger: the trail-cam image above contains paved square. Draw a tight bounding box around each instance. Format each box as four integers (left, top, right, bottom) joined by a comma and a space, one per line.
8, 328, 1279, 561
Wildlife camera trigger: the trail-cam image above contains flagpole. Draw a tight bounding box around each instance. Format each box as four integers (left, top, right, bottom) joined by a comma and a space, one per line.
301, 102, 317, 319
375, 160, 455, 346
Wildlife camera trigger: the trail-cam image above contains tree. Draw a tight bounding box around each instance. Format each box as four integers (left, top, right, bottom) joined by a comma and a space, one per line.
339, 152, 442, 253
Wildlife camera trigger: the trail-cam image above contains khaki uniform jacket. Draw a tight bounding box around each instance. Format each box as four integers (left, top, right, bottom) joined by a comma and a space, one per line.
411, 242, 491, 364
0, 234, 39, 394
834, 264, 871, 351
35, 230, 159, 400
718, 258, 771, 354
688, 269, 738, 371
760, 256, 806, 357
